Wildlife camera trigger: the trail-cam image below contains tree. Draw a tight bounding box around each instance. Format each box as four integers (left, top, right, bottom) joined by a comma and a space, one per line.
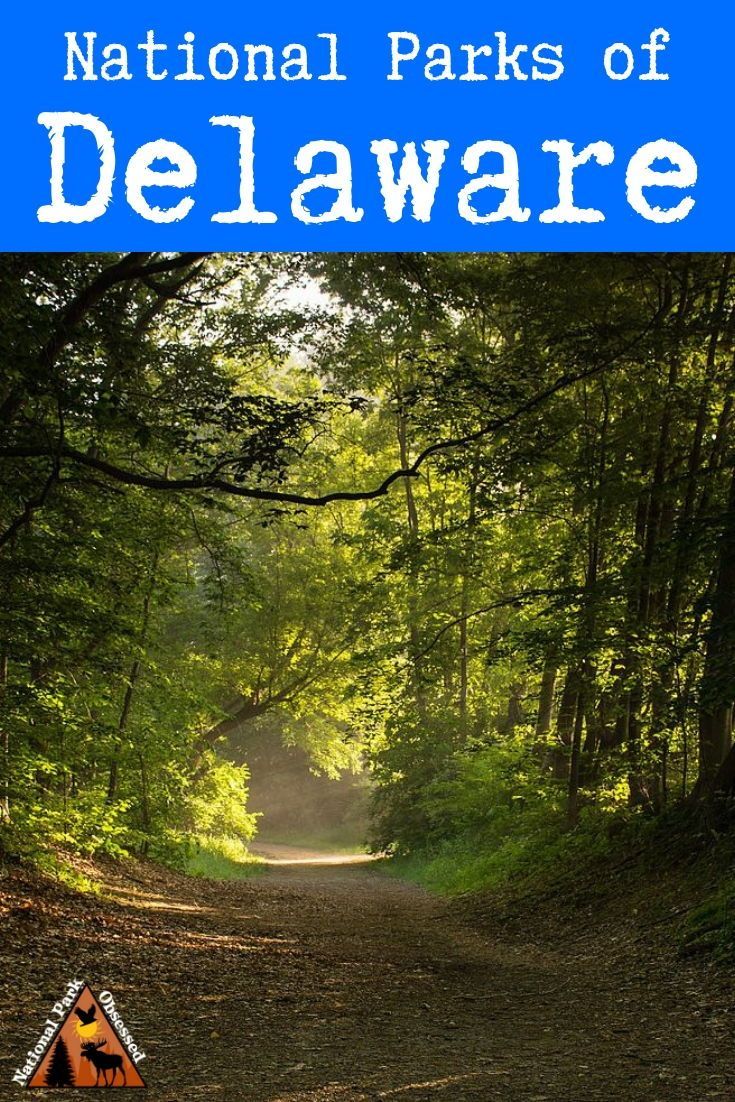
2, 251, 735, 871
45, 1037, 75, 1087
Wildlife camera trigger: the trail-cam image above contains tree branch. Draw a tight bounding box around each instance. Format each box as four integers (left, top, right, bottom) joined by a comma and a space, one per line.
0, 461, 60, 549
414, 586, 581, 661
0, 324, 660, 512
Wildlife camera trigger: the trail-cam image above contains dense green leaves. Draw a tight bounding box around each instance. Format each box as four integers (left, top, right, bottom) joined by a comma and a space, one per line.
2, 252, 735, 868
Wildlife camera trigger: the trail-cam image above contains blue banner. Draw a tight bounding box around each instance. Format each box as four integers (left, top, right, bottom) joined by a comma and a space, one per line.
0, 0, 731, 250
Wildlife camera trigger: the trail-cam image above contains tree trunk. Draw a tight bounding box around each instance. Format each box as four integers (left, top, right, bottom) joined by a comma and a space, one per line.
458, 479, 478, 721
504, 683, 525, 733
535, 656, 557, 746
567, 690, 586, 826
107, 557, 157, 803
397, 405, 425, 713
668, 257, 732, 626
0, 653, 8, 823
551, 667, 579, 779
106, 659, 141, 803
138, 750, 152, 842
698, 467, 735, 789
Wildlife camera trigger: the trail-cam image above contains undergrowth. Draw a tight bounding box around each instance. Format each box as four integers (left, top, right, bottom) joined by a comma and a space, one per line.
682, 879, 735, 959
381, 807, 625, 897
0, 823, 264, 888
375, 742, 643, 897
178, 834, 265, 880
382, 787, 735, 965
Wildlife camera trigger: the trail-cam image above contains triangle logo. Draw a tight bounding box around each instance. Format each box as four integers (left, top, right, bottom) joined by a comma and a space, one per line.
26, 984, 146, 1089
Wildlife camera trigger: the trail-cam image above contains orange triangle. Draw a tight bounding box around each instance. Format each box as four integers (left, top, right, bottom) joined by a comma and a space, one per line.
27, 984, 146, 1089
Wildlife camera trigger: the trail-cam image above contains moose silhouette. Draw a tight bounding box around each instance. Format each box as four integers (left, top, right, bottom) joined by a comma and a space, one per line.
80, 1039, 127, 1086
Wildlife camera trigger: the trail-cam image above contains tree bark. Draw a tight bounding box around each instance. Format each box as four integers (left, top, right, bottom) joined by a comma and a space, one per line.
0, 653, 8, 823
697, 465, 735, 789
536, 659, 557, 741
458, 479, 478, 721
551, 667, 579, 779
107, 557, 157, 804
668, 257, 732, 626
397, 403, 426, 714
567, 690, 586, 826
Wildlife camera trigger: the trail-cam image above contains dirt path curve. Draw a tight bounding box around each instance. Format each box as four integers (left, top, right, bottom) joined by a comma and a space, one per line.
3, 850, 733, 1101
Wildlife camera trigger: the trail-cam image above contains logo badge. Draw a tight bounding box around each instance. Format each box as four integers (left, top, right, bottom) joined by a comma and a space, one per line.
17, 982, 146, 1089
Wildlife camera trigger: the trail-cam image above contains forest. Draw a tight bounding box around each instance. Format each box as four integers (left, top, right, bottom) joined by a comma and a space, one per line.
2, 251, 735, 887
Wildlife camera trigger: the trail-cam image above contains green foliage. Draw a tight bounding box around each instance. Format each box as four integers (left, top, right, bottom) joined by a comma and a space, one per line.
3, 252, 735, 885
186, 760, 260, 840
682, 882, 735, 959
180, 834, 265, 880
377, 743, 622, 895
383, 814, 617, 897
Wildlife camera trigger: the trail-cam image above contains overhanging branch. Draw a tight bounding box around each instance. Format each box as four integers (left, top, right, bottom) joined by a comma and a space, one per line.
414, 586, 582, 661
1, 322, 658, 511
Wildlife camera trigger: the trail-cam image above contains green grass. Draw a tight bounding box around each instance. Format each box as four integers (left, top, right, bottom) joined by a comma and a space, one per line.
681, 880, 735, 958
379, 812, 620, 897
181, 834, 265, 880
381, 835, 551, 896
1, 830, 264, 889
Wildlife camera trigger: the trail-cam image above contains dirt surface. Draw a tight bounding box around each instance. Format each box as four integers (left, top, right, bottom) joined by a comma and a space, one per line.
250, 843, 376, 866
2, 846, 734, 1101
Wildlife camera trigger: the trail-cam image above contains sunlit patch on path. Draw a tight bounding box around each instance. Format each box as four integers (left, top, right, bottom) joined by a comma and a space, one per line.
250, 842, 378, 867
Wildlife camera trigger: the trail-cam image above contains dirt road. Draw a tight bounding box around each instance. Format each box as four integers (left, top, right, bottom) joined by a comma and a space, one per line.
249, 842, 376, 866
2, 847, 733, 1101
